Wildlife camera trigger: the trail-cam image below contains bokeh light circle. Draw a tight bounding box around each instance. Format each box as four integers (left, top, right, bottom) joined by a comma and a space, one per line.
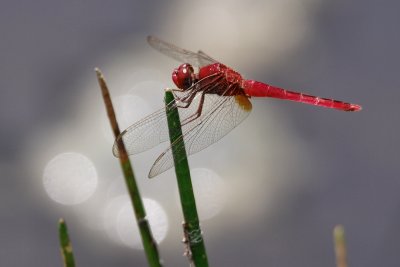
102, 94, 152, 143
43, 152, 98, 205
114, 94, 152, 129
180, 168, 227, 220
103, 195, 130, 244
116, 198, 168, 249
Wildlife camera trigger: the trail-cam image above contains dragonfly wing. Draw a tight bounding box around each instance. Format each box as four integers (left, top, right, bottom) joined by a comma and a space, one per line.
113, 73, 222, 157
147, 36, 217, 67
148, 93, 252, 178
112, 106, 170, 157
113, 92, 192, 157
197, 50, 218, 66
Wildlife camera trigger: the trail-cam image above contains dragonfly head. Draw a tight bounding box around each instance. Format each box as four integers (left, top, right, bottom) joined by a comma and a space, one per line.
172, 63, 195, 90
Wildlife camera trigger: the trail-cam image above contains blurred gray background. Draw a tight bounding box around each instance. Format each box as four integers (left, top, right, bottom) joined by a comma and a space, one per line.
1, 0, 399, 266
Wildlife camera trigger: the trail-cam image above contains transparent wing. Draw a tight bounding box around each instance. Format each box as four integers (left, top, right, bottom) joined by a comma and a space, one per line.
148, 94, 252, 178
113, 90, 205, 157
147, 36, 218, 67
112, 103, 170, 156
112, 74, 223, 157
198, 50, 218, 66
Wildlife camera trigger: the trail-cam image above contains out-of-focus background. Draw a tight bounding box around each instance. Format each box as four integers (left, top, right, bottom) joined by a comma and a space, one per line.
1, 0, 398, 266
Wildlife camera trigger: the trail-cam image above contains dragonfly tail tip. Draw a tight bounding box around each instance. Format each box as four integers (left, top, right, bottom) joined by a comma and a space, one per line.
348, 104, 362, 112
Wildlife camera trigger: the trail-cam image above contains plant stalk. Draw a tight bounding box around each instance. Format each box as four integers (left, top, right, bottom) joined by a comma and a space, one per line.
164, 90, 209, 267
333, 224, 348, 267
96, 68, 163, 267
58, 218, 76, 267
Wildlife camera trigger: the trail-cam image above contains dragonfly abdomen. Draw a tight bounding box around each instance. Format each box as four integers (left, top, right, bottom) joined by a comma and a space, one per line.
243, 80, 361, 112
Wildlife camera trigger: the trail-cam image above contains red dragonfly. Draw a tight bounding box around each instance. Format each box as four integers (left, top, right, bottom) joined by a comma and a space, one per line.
113, 36, 361, 178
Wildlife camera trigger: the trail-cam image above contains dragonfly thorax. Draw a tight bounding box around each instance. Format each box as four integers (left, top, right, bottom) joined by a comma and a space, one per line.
172, 63, 195, 90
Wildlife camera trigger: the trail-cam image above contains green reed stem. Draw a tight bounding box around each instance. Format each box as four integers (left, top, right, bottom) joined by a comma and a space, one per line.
164, 90, 209, 267
96, 68, 163, 267
333, 225, 348, 267
58, 218, 76, 267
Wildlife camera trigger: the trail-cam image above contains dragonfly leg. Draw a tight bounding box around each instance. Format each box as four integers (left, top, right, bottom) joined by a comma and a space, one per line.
169, 88, 198, 108
170, 88, 184, 98
175, 99, 192, 109
181, 92, 206, 125
175, 88, 202, 109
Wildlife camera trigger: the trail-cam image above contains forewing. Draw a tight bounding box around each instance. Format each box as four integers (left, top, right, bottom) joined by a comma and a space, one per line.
147, 36, 217, 67
113, 89, 216, 157
197, 50, 218, 66
148, 94, 252, 178
112, 104, 170, 157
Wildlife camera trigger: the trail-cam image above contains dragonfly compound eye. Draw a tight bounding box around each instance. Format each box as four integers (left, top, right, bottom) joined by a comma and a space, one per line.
172, 63, 194, 90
